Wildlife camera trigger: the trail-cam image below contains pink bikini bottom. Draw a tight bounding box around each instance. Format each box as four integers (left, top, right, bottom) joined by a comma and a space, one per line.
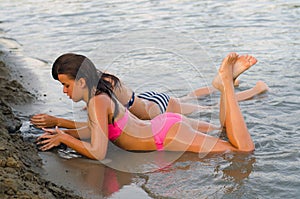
151, 112, 182, 151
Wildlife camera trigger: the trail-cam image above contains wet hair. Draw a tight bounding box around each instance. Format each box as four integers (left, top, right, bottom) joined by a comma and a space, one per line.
52, 53, 120, 122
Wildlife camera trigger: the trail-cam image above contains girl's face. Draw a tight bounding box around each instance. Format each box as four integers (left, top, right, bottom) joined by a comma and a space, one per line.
58, 74, 82, 102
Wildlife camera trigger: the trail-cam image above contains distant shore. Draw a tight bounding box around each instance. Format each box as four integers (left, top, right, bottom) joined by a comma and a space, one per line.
0, 50, 84, 199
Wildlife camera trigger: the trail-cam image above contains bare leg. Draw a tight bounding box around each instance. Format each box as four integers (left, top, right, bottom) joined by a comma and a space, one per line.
184, 79, 239, 99
167, 80, 268, 118
212, 54, 257, 126
163, 53, 254, 153
236, 80, 269, 101
165, 98, 219, 132
170, 101, 216, 115
213, 52, 254, 151
184, 54, 257, 100
166, 97, 214, 115
184, 86, 217, 99
181, 80, 267, 104
182, 116, 220, 133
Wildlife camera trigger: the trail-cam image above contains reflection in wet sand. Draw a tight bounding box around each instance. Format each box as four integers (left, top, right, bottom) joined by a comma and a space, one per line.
39, 152, 150, 198
39, 147, 255, 198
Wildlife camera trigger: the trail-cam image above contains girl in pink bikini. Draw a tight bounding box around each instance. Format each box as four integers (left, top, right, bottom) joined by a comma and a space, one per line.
37, 52, 255, 159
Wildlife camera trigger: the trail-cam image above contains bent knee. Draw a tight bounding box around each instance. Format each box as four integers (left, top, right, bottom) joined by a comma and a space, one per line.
241, 146, 255, 153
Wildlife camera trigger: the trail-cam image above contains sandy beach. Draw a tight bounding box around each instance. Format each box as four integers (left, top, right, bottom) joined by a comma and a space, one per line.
0, 51, 84, 199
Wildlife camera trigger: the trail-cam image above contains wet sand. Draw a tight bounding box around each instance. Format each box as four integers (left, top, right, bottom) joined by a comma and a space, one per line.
0, 51, 85, 199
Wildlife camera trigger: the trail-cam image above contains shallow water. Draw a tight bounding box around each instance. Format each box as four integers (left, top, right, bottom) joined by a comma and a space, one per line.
1, 0, 300, 198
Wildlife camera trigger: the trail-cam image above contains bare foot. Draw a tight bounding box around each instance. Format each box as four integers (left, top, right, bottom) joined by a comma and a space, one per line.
233, 54, 257, 80
253, 80, 269, 94
212, 54, 257, 89
212, 52, 238, 91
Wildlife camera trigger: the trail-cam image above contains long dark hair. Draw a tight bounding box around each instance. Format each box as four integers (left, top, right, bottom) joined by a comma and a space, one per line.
52, 53, 121, 122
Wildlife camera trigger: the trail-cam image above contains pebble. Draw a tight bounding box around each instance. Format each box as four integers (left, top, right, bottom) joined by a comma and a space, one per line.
6, 157, 19, 168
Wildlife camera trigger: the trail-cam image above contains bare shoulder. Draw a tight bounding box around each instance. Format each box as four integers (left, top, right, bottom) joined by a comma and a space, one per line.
93, 94, 111, 102
88, 94, 113, 111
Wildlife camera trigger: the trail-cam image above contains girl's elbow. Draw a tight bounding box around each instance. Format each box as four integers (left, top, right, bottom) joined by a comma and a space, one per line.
93, 153, 106, 161
88, 148, 106, 160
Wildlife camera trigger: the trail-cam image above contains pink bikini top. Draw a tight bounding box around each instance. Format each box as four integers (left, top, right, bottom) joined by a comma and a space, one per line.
108, 110, 129, 141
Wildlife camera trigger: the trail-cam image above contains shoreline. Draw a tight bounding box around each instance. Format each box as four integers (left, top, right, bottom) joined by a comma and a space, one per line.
0, 50, 84, 198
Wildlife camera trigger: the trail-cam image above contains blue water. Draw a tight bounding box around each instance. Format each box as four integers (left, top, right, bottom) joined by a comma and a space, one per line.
1, 0, 299, 198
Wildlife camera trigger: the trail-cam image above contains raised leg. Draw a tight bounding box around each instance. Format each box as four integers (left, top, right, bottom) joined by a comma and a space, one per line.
212, 53, 254, 151
212, 54, 258, 126
163, 53, 255, 153
182, 54, 259, 102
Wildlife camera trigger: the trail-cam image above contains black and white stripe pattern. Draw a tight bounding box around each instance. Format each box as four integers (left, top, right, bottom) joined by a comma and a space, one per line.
137, 91, 170, 113
124, 92, 135, 109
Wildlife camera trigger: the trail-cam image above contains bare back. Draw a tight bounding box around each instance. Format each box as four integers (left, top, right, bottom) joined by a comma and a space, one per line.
109, 79, 162, 120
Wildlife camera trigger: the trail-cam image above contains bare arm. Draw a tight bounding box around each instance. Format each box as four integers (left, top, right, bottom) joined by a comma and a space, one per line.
37, 95, 111, 160
31, 114, 87, 129
63, 126, 91, 139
